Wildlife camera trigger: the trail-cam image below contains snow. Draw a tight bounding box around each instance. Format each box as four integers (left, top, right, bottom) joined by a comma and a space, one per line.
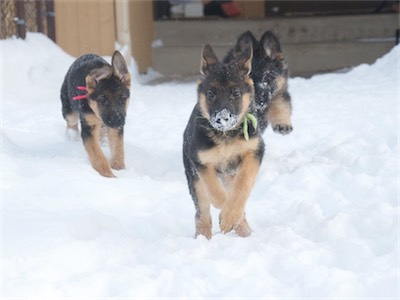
1, 33, 399, 299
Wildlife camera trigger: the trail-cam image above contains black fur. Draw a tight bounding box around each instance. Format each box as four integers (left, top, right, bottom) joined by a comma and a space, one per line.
224, 31, 293, 134
183, 43, 264, 238
60, 51, 131, 177
61, 52, 129, 130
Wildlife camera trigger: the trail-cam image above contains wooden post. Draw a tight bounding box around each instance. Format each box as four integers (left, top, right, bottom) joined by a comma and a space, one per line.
36, 1, 44, 33
15, 0, 26, 39
45, 0, 56, 42
115, 0, 131, 65
129, 0, 154, 73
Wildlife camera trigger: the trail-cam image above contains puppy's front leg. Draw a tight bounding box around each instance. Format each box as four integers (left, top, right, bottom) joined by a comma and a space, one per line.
267, 93, 293, 135
108, 127, 125, 170
81, 114, 115, 178
199, 165, 228, 209
192, 179, 213, 239
219, 152, 260, 235
194, 165, 228, 239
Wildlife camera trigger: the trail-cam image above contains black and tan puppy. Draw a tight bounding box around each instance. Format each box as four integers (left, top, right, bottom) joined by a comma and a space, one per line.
60, 51, 131, 177
183, 43, 264, 239
224, 31, 293, 134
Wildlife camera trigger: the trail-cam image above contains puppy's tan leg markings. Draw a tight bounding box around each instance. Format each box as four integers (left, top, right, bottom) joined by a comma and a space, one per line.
220, 152, 260, 233
83, 114, 115, 178
267, 96, 292, 134
194, 180, 212, 239
108, 128, 125, 170
66, 113, 79, 131
199, 166, 228, 209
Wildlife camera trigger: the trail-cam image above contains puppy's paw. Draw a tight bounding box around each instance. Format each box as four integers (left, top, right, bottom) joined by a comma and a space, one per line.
273, 124, 293, 135
111, 160, 126, 170
93, 162, 116, 178
98, 168, 116, 178
195, 226, 212, 240
219, 208, 244, 234
65, 127, 79, 141
234, 218, 252, 237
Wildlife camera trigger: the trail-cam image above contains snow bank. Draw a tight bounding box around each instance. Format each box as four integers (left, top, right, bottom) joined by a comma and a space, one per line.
1, 33, 398, 298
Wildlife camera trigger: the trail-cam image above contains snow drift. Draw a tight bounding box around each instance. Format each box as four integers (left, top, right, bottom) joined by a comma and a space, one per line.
1, 33, 399, 298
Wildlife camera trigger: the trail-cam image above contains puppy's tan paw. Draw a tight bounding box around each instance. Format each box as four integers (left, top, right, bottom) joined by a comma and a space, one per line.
93, 162, 115, 178
219, 207, 244, 234
111, 160, 126, 170
234, 218, 252, 237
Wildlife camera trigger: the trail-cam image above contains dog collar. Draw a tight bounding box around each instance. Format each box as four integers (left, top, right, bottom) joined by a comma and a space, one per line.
72, 86, 88, 101
243, 113, 258, 141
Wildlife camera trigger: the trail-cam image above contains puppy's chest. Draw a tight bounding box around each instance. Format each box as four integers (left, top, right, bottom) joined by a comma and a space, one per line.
198, 138, 259, 175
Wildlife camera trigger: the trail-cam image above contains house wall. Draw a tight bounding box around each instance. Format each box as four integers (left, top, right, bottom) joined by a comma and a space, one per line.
54, 0, 153, 73
54, 0, 116, 57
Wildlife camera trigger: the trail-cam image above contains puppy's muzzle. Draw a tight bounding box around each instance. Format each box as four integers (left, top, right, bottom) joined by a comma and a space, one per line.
103, 112, 126, 129
210, 109, 238, 132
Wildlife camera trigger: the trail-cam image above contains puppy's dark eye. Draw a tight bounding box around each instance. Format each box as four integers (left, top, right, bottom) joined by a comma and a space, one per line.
97, 96, 107, 104
232, 88, 241, 98
118, 97, 127, 105
206, 90, 216, 102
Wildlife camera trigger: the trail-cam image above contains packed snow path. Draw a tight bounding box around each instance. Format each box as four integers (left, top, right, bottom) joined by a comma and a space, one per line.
1, 34, 399, 298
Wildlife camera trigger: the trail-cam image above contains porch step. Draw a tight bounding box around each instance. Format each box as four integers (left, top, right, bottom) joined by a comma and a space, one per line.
152, 14, 398, 77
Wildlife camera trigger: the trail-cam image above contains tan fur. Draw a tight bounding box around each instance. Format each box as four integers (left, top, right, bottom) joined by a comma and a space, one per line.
198, 136, 261, 234
219, 151, 260, 234
193, 180, 212, 239
66, 113, 79, 131
264, 75, 292, 128
198, 93, 210, 120
237, 92, 252, 121
88, 100, 101, 120
234, 216, 253, 237
108, 128, 125, 170
275, 75, 287, 92
82, 114, 115, 178
198, 165, 228, 209
85, 75, 95, 94
266, 95, 292, 129
123, 73, 132, 88
198, 136, 260, 167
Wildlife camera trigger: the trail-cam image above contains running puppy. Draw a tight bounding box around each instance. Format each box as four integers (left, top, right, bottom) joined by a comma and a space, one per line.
224, 31, 293, 134
60, 51, 131, 177
183, 43, 264, 239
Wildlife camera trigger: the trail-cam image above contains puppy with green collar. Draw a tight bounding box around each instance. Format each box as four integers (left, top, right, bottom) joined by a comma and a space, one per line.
183, 43, 264, 239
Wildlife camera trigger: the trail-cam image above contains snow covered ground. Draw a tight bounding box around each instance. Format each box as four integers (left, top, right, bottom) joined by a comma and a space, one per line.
1, 33, 399, 299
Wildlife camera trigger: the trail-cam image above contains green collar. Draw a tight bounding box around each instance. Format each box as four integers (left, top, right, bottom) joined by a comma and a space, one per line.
243, 113, 258, 141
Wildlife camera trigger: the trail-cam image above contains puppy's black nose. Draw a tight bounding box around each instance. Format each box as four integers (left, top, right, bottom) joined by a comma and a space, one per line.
104, 115, 125, 128
215, 115, 232, 125
215, 109, 234, 125
210, 109, 237, 131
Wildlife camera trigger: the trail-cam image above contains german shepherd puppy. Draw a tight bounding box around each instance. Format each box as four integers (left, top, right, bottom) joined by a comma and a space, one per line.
183, 43, 264, 239
224, 31, 293, 134
60, 51, 131, 177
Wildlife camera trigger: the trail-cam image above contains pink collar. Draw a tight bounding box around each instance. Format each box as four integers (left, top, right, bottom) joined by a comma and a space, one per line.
72, 86, 88, 101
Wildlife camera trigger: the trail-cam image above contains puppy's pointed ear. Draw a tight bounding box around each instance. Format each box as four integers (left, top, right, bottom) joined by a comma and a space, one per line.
85, 65, 113, 92
236, 45, 253, 77
201, 43, 219, 76
112, 51, 131, 86
259, 31, 283, 60
236, 31, 257, 52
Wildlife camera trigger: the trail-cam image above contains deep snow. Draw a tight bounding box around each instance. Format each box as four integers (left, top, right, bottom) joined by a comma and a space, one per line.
1, 33, 399, 299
